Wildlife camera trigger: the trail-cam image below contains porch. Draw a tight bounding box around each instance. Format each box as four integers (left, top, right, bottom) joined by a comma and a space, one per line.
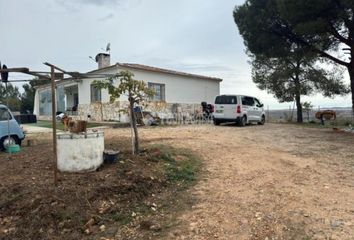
38, 84, 79, 117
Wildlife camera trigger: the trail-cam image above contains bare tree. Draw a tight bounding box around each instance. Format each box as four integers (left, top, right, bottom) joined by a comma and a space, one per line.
93, 71, 154, 154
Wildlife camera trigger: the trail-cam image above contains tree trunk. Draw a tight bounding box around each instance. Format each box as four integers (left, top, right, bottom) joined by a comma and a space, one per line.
129, 98, 139, 154
294, 77, 303, 123
307, 111, 310, 122
295, 95, 303, 123
348, 66, 354, 117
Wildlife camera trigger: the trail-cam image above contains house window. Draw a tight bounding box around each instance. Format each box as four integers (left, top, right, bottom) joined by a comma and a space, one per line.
91, 84, 101, 102
148, 82, 165, 101
39, 89, 52, 115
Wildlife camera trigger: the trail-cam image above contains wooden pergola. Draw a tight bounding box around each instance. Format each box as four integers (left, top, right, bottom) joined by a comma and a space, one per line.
0, 63, 114, 186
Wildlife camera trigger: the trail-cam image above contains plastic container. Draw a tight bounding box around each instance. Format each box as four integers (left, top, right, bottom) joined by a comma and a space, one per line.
103, 150, 120, 164
5, 144, 21, 153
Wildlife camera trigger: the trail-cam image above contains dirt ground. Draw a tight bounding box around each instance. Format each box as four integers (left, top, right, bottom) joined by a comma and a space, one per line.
1, 123, 354, 239
136, 123, 354, 239
0, 130, 200, 240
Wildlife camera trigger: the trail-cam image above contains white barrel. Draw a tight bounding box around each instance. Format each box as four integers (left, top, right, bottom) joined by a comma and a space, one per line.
57, 132, 104, 172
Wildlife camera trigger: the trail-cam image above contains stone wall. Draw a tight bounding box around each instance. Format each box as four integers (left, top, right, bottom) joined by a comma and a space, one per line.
37, 101, 203, 122
77, 102, 129, 122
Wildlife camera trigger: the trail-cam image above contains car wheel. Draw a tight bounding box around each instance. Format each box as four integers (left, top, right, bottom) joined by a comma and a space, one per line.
258, 115, 265, 125
239, 116, 247, 127
0, 136, 19, 150
0, 138, 4, 151
213, 120, 220, 126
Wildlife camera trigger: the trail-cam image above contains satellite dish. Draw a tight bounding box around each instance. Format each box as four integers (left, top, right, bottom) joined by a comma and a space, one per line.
106, 43, 111, 52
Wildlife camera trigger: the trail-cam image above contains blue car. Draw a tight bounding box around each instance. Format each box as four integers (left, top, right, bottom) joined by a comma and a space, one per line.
0, 104, 25, 150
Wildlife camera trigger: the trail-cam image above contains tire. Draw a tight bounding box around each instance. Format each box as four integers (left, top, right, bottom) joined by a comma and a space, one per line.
239, 116, 247, 127
258, 115, 265, 125
0, 136, 20, 151
16, 137, 22, 146
213, 120, 221, 126
0, 138, 4, 151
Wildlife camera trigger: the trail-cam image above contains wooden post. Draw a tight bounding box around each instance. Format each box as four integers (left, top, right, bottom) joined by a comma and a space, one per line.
267, 105, 270, 123
50, 66, 58, 186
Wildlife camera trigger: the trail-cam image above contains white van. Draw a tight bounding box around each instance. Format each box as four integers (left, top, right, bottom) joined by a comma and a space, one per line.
213, 95, 265, 126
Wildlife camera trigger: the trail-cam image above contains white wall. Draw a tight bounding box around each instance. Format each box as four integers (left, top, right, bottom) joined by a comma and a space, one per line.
118, 67, 220, 104
78, 67, 118, 104
77, 78, 110, 104
78, 65, 220, 104
33, 90, 39, 115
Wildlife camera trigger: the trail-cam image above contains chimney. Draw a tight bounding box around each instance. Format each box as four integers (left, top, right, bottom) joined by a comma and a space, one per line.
95, 53, 110, 69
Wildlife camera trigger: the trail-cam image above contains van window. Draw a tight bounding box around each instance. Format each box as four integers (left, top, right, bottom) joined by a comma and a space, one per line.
242, 96, 255, 106
0, 108, 12, 121
215, 96, 237, 104
254, 98, 261, 106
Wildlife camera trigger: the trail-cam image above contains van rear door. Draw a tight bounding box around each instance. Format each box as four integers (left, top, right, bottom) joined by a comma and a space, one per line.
214, 96, 237, 119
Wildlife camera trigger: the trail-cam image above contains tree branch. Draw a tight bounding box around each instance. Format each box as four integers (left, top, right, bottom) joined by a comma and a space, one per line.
333, 0, 354, 38
328, 21, 350, 46
272, 27, 350, 67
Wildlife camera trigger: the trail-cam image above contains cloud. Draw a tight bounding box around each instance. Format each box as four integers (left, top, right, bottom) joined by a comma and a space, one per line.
73, 0, 123, 6
55, 0, 140, 10
98, 13, 115, 21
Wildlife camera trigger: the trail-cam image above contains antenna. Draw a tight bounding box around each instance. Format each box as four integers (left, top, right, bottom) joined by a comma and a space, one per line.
99, 43, 111, 53
89, 56, 96, 63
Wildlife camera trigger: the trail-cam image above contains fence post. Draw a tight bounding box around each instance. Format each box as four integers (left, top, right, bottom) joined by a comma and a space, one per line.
267, 105, 270, 123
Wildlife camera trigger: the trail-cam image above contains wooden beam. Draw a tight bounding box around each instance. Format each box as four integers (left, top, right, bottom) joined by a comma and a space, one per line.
28, 71, 51, 80
0, 67, 29, 73
44, 62, 66, 73
7, 79, 38, 82
66, 71, 84, 78
43, 63, 85, 79
50, 66, 58, 186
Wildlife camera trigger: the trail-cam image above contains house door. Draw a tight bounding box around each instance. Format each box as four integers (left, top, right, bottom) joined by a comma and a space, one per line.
72, 93, 79, 112
73, 93, 79, 107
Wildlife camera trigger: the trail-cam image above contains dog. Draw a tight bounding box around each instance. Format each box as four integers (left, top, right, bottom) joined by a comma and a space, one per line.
59, 114, 74, 132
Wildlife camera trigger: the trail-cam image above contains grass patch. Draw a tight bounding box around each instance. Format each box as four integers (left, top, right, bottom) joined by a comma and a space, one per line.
149, 144, 202, 185
111, 212, 133, 225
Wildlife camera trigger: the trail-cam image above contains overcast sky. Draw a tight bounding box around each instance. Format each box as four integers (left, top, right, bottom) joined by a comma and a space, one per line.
0, 0, 352, 109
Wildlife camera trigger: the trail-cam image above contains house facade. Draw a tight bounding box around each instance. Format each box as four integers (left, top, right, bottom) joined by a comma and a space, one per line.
33, 53, 222, 122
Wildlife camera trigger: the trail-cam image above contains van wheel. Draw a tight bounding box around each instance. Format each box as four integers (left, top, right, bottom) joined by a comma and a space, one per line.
239, 116, 247, 127
258, 115, 265, 125
213, 120, 221, 126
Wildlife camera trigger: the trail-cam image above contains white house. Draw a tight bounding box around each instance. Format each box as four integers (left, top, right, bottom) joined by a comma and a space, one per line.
33, 53, 222, 122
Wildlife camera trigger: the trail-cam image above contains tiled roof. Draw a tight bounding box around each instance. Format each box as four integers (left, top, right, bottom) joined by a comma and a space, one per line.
36, 62, 222, 89
117, 63, 222, 82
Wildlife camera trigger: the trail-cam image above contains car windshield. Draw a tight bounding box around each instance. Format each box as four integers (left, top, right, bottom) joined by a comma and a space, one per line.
0, 107, 12, 121
215, 96, 237, 104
